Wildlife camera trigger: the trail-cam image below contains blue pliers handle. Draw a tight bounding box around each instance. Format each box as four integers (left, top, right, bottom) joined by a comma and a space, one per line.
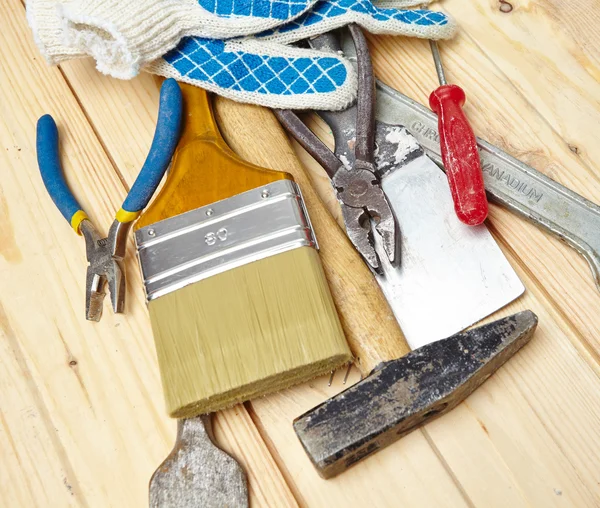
37, 78, 183, 234
35, 79, 183, 321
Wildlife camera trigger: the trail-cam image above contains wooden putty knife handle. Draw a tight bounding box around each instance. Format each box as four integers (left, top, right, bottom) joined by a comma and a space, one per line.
213, 97, 410, 375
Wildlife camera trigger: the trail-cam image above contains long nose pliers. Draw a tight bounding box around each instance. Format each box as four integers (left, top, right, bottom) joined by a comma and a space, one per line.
36, 78, 183, 321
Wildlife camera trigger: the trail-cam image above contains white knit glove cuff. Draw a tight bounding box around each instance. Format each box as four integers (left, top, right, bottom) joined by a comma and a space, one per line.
27, 0, 86, 64
27, 0, 319, 79
59, 0, 206, 78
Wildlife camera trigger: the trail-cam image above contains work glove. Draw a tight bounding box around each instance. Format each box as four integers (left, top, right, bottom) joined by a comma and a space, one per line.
27, 0, 321, 77
148, 0, 454, 109
27, 0, 455, 110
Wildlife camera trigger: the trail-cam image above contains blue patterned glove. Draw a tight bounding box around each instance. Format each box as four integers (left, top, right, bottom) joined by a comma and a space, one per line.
29, 0, 455, 109
260, 0, 454, 44
149, 37, 356, 109
148, 0, 454, 109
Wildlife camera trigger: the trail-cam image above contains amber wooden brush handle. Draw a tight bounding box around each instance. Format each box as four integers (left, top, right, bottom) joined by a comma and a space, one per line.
213, 97, 410, 375
137, 84, 290, 229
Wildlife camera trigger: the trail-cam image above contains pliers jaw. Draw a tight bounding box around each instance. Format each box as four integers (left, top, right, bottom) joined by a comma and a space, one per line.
81, 219, 127, 322
332, 162, 398, 274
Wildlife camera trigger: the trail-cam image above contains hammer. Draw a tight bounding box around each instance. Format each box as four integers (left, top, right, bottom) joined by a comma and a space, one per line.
294, 307, 537, 478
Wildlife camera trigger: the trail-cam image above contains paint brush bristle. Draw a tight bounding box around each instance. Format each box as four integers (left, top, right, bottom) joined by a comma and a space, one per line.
149, 247, 348, 417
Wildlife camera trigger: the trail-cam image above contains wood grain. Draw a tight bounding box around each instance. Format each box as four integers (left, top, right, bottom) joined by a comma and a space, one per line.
3, 0, 600, 506
1, 1, 294, 506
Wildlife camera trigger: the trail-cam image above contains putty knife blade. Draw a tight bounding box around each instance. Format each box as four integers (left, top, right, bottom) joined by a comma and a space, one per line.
374, 141, 524, 348
319, 117, 524, 349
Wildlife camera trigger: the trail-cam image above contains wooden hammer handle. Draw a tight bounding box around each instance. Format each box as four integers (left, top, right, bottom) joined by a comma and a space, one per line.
213, 97, 410, 375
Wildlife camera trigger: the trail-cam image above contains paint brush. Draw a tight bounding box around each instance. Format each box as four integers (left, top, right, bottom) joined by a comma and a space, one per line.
134, 83, 351, 418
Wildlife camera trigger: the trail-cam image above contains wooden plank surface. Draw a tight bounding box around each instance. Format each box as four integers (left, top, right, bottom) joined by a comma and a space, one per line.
1, 0, 600, 506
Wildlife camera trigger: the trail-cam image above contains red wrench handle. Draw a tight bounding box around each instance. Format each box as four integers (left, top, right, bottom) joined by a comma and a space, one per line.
429, 84, 488, 225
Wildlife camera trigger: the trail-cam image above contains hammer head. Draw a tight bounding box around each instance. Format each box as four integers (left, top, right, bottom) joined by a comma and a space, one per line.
293, 311, 538, 478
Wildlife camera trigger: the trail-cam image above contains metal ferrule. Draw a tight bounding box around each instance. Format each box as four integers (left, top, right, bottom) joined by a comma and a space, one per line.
135, 180, 317, 302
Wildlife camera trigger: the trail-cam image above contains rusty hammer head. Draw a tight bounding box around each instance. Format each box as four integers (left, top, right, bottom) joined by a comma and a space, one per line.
294, 310, 537, 478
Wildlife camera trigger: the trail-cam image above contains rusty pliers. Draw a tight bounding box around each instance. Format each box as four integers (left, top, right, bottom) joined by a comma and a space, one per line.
36, 79, 183, 321
275, 25, 398, 273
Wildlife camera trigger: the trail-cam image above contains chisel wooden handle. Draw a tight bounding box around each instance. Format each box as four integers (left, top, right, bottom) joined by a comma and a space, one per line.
213, 97, 410, 375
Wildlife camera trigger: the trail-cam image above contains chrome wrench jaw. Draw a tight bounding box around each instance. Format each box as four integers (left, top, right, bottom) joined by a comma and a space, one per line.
580, 238, 600, 292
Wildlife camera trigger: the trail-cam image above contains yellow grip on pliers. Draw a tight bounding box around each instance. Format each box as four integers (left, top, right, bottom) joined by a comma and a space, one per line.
115, 208, 141, 224
71, 210, 89, 235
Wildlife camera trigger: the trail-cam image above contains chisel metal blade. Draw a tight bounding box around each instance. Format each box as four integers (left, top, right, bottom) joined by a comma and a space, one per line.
149, 415, 248, 508
376, 143, 524, 347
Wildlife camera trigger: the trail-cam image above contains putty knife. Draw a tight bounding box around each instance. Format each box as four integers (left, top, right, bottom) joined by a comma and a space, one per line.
312, 33, 524, 348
